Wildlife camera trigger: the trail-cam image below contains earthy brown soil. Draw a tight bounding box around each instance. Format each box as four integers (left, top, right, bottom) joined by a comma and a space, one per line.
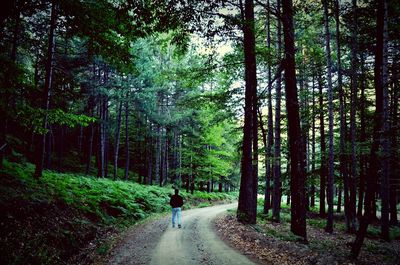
214, 214, 400, 265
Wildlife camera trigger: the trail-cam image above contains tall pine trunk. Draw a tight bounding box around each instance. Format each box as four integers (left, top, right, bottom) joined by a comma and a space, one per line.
113, 99, 123, 180
34, 0, 57, 178
318, 73, 327, 218
351, 0, 389, 256
124, 92, 130, 180
389, 63, 398, 226
323, 0, 334, 233
379, 0, 390, 240
272, 0, 282, 222
310, 74, 316, 209
263, 0, 273, 214
259, 110, 269, 213
347, 0, 358, 233
282, 0, 307, 240
358, 52, 367, 217
237, 0, 258, 224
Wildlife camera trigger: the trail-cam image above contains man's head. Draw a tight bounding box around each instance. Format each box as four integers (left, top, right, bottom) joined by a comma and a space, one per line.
174, 189, 179, 195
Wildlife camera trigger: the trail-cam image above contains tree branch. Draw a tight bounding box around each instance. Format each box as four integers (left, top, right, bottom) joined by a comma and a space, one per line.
258, 58, 286, 99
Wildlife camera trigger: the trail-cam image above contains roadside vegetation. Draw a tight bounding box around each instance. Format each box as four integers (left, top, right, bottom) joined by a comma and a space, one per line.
0, 161, 237, 265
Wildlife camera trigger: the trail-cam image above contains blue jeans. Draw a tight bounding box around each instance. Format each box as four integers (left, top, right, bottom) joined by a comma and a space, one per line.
171, 207, 182, 227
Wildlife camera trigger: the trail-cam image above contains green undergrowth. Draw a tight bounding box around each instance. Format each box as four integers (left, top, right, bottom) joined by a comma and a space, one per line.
0, 161, 237, 265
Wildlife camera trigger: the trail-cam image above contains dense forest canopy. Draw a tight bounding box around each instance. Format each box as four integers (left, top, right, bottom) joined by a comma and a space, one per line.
1, 0, 399, 259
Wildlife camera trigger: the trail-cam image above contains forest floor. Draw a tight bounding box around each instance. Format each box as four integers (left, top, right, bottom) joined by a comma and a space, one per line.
215, 211, 400, 265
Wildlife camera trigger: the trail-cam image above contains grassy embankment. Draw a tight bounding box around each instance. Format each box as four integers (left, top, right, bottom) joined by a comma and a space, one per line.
0, 161, 237, 265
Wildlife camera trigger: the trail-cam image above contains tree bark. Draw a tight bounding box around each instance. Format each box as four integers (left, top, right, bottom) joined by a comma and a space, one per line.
351, 0, 389, 256
124, 92, 130, 180
272, 0, 282, 222
358, 51, 367, 217
259, 109, 270, 214
346, 0, 358, 233
318, 74, 327, 218
389, 62, 399, 226
237, 0, 258, 225
34, 0, 57, 178
282, 0, 307, 240
323, 0, 335, 234
113, 99, 123, 180
310, 74, 316, 209
379, 0, 390, 240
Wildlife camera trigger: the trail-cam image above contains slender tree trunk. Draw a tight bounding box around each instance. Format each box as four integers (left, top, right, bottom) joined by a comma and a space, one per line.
282, 0, 307, 240
86, 122, 94, 175
346, 0, 358, 233
237, 0, 258, 225
45, 126, 53, 169
272, 0, 282, 222
352, 0, 389, 256
318, 74, 327, 218
34, 0, 57, 178
57, 126, 64, 172
358, 52, 367, 217
124, 92, 130, 180
263, 0, 273, 215
379, 0, 390, 240
147, 123, 153, 185
259, 110, 270, 213
389, 64, 398, 226
78, 125, 83, 153
104, 96, 109, 178
337, 186, 342, 213
323, 0, 335, 234
113, 99, 123, 180
155, 122, 161, 185
310, 74, 316, 209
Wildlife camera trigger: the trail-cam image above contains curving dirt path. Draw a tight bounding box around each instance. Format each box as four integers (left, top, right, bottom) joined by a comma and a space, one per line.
105, 203, 255, 265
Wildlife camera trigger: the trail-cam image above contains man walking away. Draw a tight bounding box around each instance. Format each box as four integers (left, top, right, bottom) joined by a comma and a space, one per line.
170, 189, 183, 228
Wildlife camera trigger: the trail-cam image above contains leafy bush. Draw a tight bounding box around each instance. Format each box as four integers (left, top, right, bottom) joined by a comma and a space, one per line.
0, 161, 237, 265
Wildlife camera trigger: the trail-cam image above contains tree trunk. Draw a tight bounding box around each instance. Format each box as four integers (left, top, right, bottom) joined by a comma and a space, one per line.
272, 0, 282, 222
86, 122, 94, 175
113, 99, 123, 180
155, 123, 161, 185
337, 186, 342, 213
104, 96, 109, 178
282, 0, 307, 240
346, 0, 358, 233
310, 74, 316, 209
379, 0, 390, 240
237, 0, 258, 225
358, 51, 367, 217
318, 74, 327, 218
389, 62, 398, 226
57, 126, 64, 172
146, 122, 153, 185
259, 110, 270, 213
124, 92, 130, 180
45, 126, 53, 169
351, 0, 389, 256
34, 0, 57, 178
323, 0, 335, 234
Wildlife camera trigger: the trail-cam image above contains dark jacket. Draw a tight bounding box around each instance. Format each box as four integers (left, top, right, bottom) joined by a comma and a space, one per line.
170, 194, 183, 208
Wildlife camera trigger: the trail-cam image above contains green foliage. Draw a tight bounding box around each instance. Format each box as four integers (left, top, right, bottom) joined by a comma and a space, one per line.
1, 161, 236, 224
17, 105, 96, 134
0, 161, 237, 264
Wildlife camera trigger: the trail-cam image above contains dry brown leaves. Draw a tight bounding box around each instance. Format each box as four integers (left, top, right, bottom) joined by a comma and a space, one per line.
214, 214, 400, 265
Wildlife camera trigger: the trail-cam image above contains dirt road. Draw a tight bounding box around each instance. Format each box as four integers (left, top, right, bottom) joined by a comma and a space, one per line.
105, 203, 255, 265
